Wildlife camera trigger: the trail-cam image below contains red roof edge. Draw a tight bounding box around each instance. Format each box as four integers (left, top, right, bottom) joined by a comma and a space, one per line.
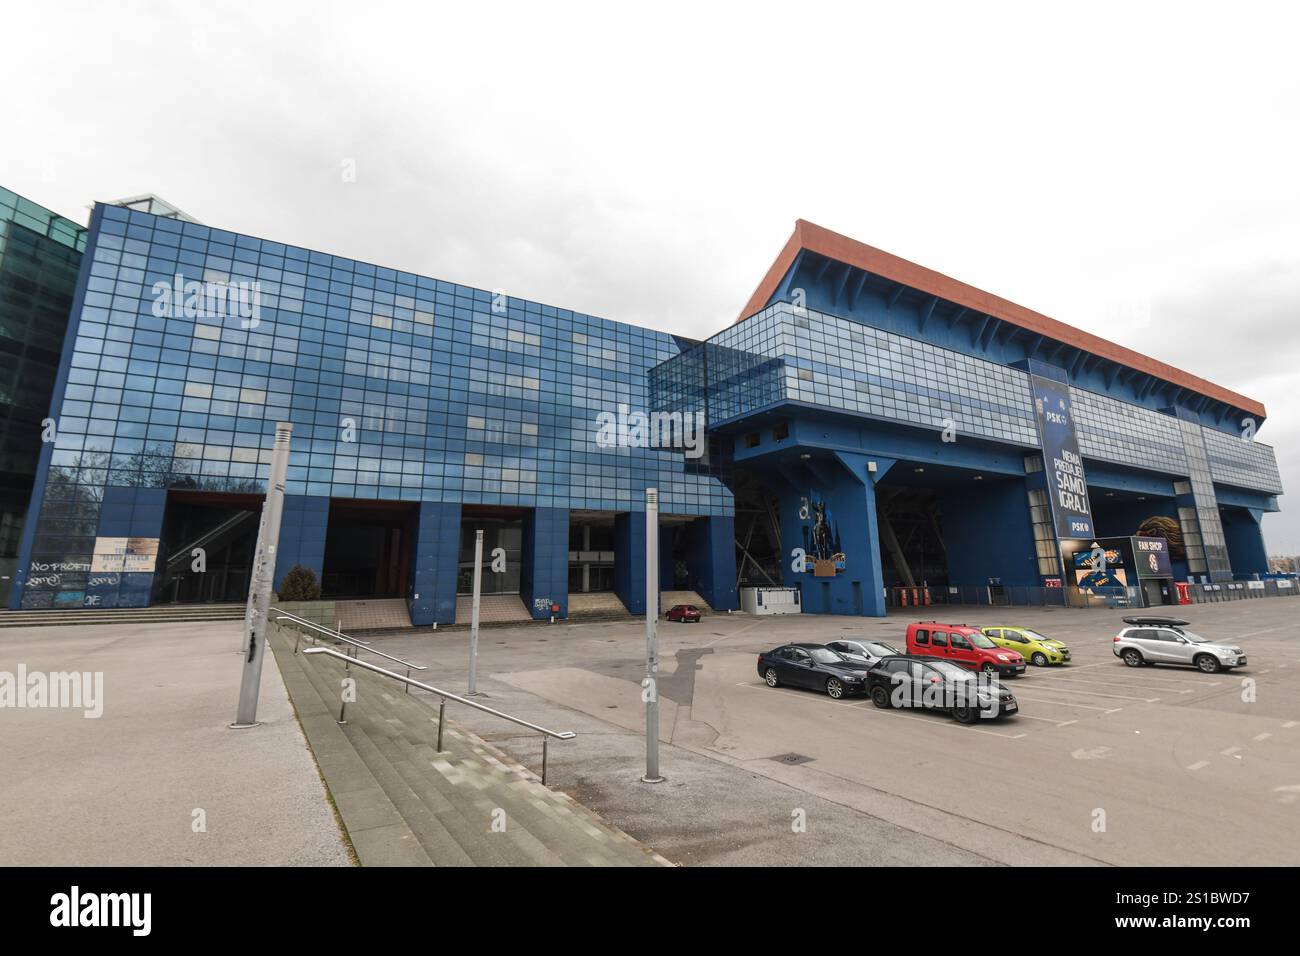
736, 219, 1266, 420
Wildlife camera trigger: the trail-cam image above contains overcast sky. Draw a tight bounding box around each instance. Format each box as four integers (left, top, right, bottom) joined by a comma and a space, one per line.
5, 1, 1297, 551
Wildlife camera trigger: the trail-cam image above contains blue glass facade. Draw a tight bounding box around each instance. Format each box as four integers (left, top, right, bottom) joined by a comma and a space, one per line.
11, 201, 734, 617
5, 200, 1282, 617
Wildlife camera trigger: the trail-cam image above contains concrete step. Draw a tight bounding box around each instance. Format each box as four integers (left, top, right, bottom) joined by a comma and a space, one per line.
283, 640, 490, 867
269, 631, 434, 866
301, 653, 576, 867
660, 590, 712, 612
278, 626, 667, 866
342, 664, 663, 866
1, 604, 245, 625
358, 687, 607, 866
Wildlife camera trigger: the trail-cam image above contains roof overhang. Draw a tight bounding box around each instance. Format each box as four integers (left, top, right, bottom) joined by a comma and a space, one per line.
736, 219, 1266, 420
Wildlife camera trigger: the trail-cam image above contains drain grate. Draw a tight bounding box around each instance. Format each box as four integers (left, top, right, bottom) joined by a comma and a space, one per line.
770, 752, 814, 766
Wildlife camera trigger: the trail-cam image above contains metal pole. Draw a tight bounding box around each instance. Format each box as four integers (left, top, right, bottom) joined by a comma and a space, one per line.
542, 737, 550, 785
437, 699, 446, 752
231, 422, 292, 729
642, 487, 663, 783
468, 529, 483, 696
239, 504, 269, 655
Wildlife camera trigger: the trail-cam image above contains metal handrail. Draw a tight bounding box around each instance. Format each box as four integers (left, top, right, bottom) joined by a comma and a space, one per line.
301, 645, 574, 784
270, 610, 427, 690
270, 608, 370, 644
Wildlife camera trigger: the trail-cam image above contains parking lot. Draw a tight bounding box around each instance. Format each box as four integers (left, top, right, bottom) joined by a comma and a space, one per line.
366, 599, 1300, 866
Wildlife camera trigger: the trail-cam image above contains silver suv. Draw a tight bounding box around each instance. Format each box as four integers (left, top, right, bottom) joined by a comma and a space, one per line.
1113, 616, 1247, 673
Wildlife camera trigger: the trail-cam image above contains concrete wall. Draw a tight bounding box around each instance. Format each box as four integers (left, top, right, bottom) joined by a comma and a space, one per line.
940, 477, 1039, 588
520, 507, 569, 619
614, 511, 647, 614
681, 515, 738, 611
1221, 506, 1269, 577
275, 495, 329, 591
409, 502, 461, 626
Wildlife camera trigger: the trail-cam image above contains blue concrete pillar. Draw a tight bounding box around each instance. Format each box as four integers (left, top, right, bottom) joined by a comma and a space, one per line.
521, 507, 569, 619
274, 495, 330, 591
1221, 507, 1269, 577
940, 476, 1040, 588
409, 501, 461, 626
682, 515, 738, 611
659, 525, 677, 591
614, 511, 646, 614
86, 486, 167, 609
773, 454, 892, 616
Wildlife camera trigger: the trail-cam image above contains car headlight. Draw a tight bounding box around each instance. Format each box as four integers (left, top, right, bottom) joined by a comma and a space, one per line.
997, 654, 1011, 662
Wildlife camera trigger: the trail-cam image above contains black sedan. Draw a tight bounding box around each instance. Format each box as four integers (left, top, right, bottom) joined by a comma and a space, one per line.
865, 655, 1018, 723
757, 643, 872, 699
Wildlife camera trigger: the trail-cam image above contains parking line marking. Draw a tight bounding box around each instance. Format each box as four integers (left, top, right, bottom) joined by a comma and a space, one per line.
1016, 680, 1159, 702
732, 682, 1028, 738
1283, 721, 1298, 729
1220, 746, 1242, 756
1011, 695, 1122, 713
1253, 732, 1273, 742
1047, 671, 1210, 688
1187, 761, 1210, 771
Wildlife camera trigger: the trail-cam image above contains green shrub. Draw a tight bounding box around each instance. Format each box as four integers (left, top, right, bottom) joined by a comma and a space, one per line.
278, 565, 322, 602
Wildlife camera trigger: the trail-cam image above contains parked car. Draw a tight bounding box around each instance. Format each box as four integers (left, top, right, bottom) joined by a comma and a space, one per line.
757, 643, 872, 699
866, 655, 1019, 723
665, 604, 701, 623
1113, 616, 1247, 673
905, 621, 1026, 676
981, 626, 1071, 666
825, 638, 905, 666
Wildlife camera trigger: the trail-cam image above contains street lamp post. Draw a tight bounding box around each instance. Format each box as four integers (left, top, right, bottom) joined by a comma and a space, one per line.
468, 529, 483, 696
642, 487, 663, 783
231, 422, 292, 729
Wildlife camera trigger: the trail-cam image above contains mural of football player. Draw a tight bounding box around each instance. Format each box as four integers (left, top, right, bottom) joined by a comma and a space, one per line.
1137, 515, 1184, 561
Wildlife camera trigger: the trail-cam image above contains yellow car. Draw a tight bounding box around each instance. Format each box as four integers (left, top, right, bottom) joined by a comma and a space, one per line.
981, 626, 1071, 666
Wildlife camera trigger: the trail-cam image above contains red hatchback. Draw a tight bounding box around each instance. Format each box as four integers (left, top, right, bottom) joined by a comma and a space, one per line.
666, 604, 702, 623
905, 621, 1026, 676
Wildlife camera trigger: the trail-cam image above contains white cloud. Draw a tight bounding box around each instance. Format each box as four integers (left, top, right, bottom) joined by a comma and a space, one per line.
4, 0, 1296, 548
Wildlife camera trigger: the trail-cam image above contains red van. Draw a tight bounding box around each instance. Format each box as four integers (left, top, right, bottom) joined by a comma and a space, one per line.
905, 621, 1026, 676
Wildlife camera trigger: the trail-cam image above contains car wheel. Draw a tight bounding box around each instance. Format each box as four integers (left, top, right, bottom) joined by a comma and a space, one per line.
870, 686, 891, 709
1122, 649, 1144, 667
952, 705, 978, 724
764, 667, 779, 687
1031, 652, 1048, 667
981, 662, 998, 675
826, 677, 844, 699
1195, 654, 1221, 674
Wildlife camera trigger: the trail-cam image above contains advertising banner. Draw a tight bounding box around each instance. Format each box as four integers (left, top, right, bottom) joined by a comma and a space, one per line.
1030, 374, 1093, 539
1132, 535, 1173, 579
1072, 542, 1128, 589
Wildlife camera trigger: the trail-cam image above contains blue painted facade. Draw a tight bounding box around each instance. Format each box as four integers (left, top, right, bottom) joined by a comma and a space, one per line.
520, 507, 569, 620
4, 197, 1283, 619
10, 200, 737, 617
275, 494, 330, 590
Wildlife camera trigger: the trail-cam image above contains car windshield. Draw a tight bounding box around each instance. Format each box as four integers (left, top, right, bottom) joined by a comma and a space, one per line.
968, 632, 997, 649
809, 648, 845, 664
1179, 631, 1213, 643
928, 660, 973, 679
867, 642, 901, 656
1020, 630, 1052, 643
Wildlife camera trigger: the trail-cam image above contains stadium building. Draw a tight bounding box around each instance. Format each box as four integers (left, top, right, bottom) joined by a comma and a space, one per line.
1, 189, 1283, 620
